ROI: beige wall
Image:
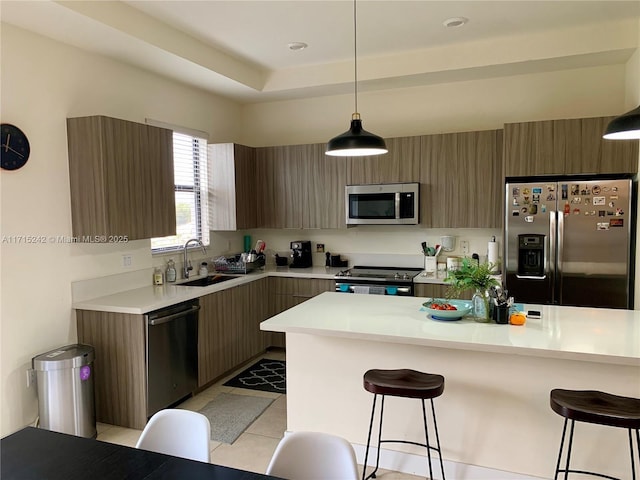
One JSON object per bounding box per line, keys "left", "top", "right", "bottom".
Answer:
{"left": 0, "top": 24, "right": 243, "bottom": 436}
{"left": 240, "top": 63, "right": 627, "bottom": 147}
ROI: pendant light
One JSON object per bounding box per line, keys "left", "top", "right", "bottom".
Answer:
{"left": 326, "top": 0, "right": 387, "bottom": 157}
{"left": 603, "top": 105, "right": 640, "bottom": 140}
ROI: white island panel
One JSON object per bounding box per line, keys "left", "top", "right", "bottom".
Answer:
{"left": 261, "top": 292, "right": 640, "bottom": 479}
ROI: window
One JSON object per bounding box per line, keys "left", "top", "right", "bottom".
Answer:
{"left": 151, "top": 131, "right": 210, "bottom": 252}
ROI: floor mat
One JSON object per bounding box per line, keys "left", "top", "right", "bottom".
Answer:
{"left": 223, "top": 359, "right": 286, "bottom": 394}
{"left": 198, "top": 392, "right": 274, "bottom": 444}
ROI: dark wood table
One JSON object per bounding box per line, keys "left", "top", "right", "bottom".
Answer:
{"left": 1, "top": 427, "right": 281, "bottom": 479}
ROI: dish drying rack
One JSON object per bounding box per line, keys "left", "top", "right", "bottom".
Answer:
{"left": 213, "top": 255, "right": 265, "bottom": 274}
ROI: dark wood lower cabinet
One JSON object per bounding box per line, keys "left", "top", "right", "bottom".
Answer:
{"left": 76, "top": 310, "right": 147, "bottom": 430}
{"left": 266, "top": 277, "right": 335, "bottom": 348}
{"left": 198, "top": 278, "right": 269, "bottom": 388}
{"left": 75, "top": 277, "right": 334, "bottom": 428}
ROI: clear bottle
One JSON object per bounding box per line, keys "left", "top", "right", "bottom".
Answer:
{"left": 166, "top": 259, "right": 176, "bottom": 283}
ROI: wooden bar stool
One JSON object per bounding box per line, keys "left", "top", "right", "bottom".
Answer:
{"left": 550, "top": 389, "right": 640, "bottom": 480}
{"left": 362, "top": 369, "right": 445, "bottom": 480}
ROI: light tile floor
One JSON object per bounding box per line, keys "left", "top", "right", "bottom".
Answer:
{"left": 97, "top": 350, "right": 420, "bottom": 479}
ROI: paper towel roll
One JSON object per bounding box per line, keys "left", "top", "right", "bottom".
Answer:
{"left": 487, "top": 239, "right": 499, "bottom": 272}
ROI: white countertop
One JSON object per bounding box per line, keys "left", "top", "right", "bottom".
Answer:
{"left": 72, "top": 266, "right": 343, "bottom": 314}
{"left": 261, "top": 291, "right": 640, "bottom": 366}
{"left": 412, "top": 270, "right": 449, "bottom": 284}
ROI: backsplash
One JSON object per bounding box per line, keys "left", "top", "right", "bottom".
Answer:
{"left": 246, "top": 227, "right": 502, "bottom": 269}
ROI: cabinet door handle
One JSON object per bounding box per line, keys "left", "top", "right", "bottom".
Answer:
{"left": 291, "top": 294, "right": 313, "bottom": 299}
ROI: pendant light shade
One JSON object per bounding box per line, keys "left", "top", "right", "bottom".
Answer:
{"left": 603, "top": 105, "right": 640, "bottom": 140}
{"left": 326, "top": 1, "right": 387, "bottom": 157}
{"left": 326, "top": 113, "right": 387, "bottom": 157}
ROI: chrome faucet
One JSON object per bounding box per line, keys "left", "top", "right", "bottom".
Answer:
{"left": 183, "top": 238, "right": 207, "bottom": 279}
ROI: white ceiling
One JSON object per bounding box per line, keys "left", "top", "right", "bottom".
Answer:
{"left": 2, "top": 1, "right": 639, "bottom": 104}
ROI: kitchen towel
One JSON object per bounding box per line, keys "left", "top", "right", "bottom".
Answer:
{"left": 353, "top": 286, "right": 370, "bottom": 294}
{"left": 488, "top": 239, "right": 499, "bottom": 272}
{"left": 198, "top": 393, "right": 274, "bottom": 444}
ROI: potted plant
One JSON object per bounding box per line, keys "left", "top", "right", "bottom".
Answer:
{"left": 445, "top": 258, "right": 501, "bottom": 322}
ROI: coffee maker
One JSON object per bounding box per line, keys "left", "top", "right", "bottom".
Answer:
{"left": 290, "top": 241, "right": 312, "bottom": 268}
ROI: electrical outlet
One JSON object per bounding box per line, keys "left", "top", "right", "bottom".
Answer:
{"left": 26, "top": 369, "right": 36, "bottom": 388}
{"left": 122, "top": 254, "right": 132, "bottom": 268}
{"left": 461, "top": 240, "right": 469, "bottom": 255}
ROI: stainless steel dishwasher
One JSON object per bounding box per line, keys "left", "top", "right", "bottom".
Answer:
{"left": 145, "top": 299, "right": 199, "bottom": 417}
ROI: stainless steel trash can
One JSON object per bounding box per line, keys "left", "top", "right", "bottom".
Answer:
{"left": 32, "top": 344, "right": 96, "bottom": 438}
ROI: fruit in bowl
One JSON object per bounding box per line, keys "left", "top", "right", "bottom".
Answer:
{"left": 423, "top": 299, "right": 473, "bottom": 320}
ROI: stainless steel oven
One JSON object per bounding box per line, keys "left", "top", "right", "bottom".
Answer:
{"left": 334, "top": 266, "right": 422, "bottom": 296}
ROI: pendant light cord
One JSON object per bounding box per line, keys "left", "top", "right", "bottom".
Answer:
{"left": 353, "top": 0, "right": 358, "bottom": 115}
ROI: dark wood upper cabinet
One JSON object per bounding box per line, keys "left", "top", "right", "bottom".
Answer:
{"left": 347, "top": 136, "right": 421, "bottom": 185}
{"left": 67, "top": 115, "right": 175, "bottom": 240}
{"left": 504, "top": 116, "right": 638, "bottom": 177}
{"left": 255, "top": 143, "right": 347, "bottom": 229}
{"left": 420, "top": 129, "right": 503, "bottom": 228}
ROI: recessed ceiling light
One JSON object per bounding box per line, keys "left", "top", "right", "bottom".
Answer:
{"left": 288, "top": 42, "right": 308, "bottom": 51}
{"left": 443, "top": 17, "right": 468, "bottom": 28}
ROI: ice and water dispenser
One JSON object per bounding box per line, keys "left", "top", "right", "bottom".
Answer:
{"left": 517, "top": 234, "right": 545, "bottom": 278}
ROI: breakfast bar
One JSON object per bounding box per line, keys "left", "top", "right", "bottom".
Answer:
{"left": 260, "top": 292, "right": 640, "bottom": 479}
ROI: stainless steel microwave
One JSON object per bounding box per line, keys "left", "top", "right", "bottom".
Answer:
{"left": 345, "top": 183, "right": 419, "bottom": 225}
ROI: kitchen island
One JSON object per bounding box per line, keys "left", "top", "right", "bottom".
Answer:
{"left": 260, "top": 292, "right": 640, "bottom": 479}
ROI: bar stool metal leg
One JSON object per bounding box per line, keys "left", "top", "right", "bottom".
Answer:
{"left": 363, "top": 394, "right": 386, "bottom": 480}
{"left": 629, "top": 429, "right": 636, "bottom": 480}
{"left": 554, "top": 418, "right": 569, "bottom": 480}
{"left": 362, "top": 394, "right": 378, "bottom": 480}
{"left": 421, "top": 399, "right": 434, "bottom": 480}
{"left": 430, "top": 398, "right": 446, "bottom": 480}
{"left": 563, "top": 419, "right": 576, "bottom": 480}
{"left": 555, "top": 419, "right": 636, "bottom": 480}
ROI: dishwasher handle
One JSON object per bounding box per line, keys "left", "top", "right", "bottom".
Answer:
{"left": 148, "top": 305, "right": 200, "bottom": 326}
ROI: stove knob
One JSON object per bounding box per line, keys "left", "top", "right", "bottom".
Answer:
{"left": 403, "top": 273, "right": 409, "bottom": 280}
{"left": 394, "top": 273, "right": 400, "bottom": 279}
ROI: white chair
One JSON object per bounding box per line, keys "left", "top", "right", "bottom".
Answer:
{"left": 266, "top": 431, "right": 359, "bottom": 480}
{"left": 135, "top": 409, "right": 211, "bottom": 462}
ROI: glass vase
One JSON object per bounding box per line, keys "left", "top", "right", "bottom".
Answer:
{"left": 472, "top": 289, "right": 492, "bottom": 323}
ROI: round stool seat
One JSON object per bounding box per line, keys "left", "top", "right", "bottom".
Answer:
{"left": 363, "top": 369, "right": 444, "bottom": 399}
{"left": 550, "top": 389, "right": 640, "bottom": 429}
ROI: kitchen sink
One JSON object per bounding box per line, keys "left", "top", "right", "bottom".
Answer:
{"left": 177, "top": 275, "right": 238, "bottom": 287}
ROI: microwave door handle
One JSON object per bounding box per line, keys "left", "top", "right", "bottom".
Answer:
{"left": 395, "top": 192, "right": 401, "bottom": 219}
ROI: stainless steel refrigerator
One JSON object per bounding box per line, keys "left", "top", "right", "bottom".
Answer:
{"left": 504, "top": 174, "right": 636, "bottom": 309}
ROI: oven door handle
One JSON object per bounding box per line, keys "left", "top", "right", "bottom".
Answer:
{"left": 335, "top": 284, "right": 412, "bottom": 295}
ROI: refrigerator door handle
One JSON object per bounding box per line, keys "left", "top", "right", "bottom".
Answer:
{"left": 547, "top": 211, "right": 562, "bottom": 304}
{"left": 555, "top": 210, "right": 563, "bottom": 304}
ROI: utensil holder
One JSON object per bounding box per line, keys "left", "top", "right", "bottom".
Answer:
{"left": 424, "top": 256, "right": 437, "bottom": 276}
